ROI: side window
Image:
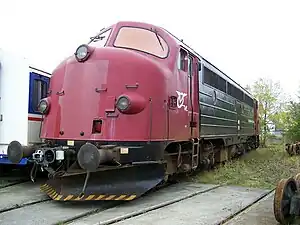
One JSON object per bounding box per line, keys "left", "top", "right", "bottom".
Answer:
{"left": 33, "top": 79, "right": 48, "bottom": 111}
{"left": 177, "top": 49, "right": 188, "bottom": 71}
{"left": 203, "top": 66, "right": 226, "bottom": 93}
{"left": 244, "top": 94, "right": 254, "bottom": 107}
{"left": 217, "top": 76, "right": 226, "bottom": 93}
{"left": 227, "top": 82, "right": 243, "bottom": 102}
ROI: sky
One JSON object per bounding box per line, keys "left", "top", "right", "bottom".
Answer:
{"left": 1, "top": 0, "right": 299, "bottom": 100}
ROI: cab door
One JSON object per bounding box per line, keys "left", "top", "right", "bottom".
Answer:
{"left": 168, "top": 48, "right": 190, "bottom": 140}
{"left": 187, "top": 53, "right": 200, "bottom": 138}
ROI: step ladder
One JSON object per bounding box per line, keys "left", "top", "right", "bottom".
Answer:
{"left": 191, "top": 138, "right": 200, "bottom": 169}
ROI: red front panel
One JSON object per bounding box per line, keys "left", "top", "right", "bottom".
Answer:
{"left": 40, "top": 48, "right": 169, "bottom": 141}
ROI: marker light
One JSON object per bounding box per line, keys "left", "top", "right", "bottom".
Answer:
{"left": 38, "top": 98, "right": 50, "bottom": 114}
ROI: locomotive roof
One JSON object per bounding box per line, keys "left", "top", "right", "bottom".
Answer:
{"left": 105, "top": 21, "right": 254, "bottom": 99}
{"left": 160, "top": 27, "right": 254, "bottom": 98}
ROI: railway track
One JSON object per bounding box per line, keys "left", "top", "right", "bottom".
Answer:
{"left": 222, "top": 190, "right": 276, "bottom": 225}
{"left": 0, "top": 179, "right": 272, "bottom": 225}
{"left": 0, "top": 169, "right": 30, "bottom": 189}
{"left": 0, "top": 150, "right": 273, "bottom": 225}
{"left": 0, "top": 178, "right": 28, "bottom": 189}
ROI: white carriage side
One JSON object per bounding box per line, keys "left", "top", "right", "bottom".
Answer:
{"left": 0, "top": 48, "right": 50, "bottom": 161}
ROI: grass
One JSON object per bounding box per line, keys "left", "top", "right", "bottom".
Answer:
{"left": 193, "top": 143, "right": 300, "bottom": 189}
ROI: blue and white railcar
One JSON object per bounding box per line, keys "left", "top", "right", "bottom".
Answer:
{"left": 0, "top": 49, "right": 50, "bottom": 166}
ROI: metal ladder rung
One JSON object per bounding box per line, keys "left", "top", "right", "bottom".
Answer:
{"left": 191, "top": 139, "right": 200, "bottom": 169}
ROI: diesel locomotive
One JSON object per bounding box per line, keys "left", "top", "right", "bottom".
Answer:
{"left": 7, "top": 21, "right": 259, "bottom": 201}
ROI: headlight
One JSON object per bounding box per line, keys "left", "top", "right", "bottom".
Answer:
{"left": 75, "top": 44, "right": 90, "bottom": 62}
{"left": 116, "top": 96, "right": 130, "bottom": 111}
{"left": 38, "top": 99, "right": 49, "bottom": 114}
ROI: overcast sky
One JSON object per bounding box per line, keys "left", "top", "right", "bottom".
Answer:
{"left": 1, "top": 0, "right": 299, "bottom": 99}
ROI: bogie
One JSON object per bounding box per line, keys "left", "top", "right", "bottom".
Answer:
{"left": 163, "top": 136, "right": 258, "bottom": 179}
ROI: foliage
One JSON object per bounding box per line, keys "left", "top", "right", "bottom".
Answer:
{"left": 194, "top": 144, "right": 300, "bottom": 189}
{"left": 277, "top": 84, "right": 300, "bottom": 143}
{"left": 247, "top": 78, "right": 287, "bottom": 147}
{"left": 269, "top": 110, "right": 290, "bottom": 131}
{"left": 285, "top": 101, "right": 300, "bottom": 142}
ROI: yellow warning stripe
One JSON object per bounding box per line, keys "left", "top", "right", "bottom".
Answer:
{"left": 85, "top": 195, "right": 95, "bottom": 200}
{"left": 74, "top": 196, "right": 85, "bottom": 201}
{"left": 95, "top": 195, "right": 105, "bottom": 200}
{"left": 64, "top": 195, "right": 74, "bottom": 201}
{"left": 104, "top": 195, "right": 116, "bottom": 200}
{"left": 124, "top": 195, "right": 137, "bottom": 201}
{"left": 55, "top": 195, "right": 63, "bottom": 200}
{"left": 114, "top": 195, "right": 127, "bottom": 200}
{"left": 40, "top": 184, "right": 137, "bottom": 201}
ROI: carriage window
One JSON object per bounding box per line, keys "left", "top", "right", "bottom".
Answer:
{"left": 33, "top": 80, "right": 48, "bottom": 111}
{"left": 88, "top": 29, "right": 112, "bottom": 48}
{"left": 114, "top": 27, "right": 169, "bottom": 58}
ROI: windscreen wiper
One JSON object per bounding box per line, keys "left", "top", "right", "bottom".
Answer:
{"left": 154, "top": 29, "right": 164, "bottom": 51}
{"left": 89, "top": 27, "right": 106, "bottom": 44}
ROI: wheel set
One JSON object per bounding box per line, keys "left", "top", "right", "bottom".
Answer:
{"left": 273, "top": 174, "right": 300, "bottom": 224}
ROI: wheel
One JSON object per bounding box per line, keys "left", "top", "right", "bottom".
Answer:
{"left": 292, "top": 144, "right": 297, "bottom": 155}
{"left": 294, "top": 173, "right": 300, "bottom": 190}
{"left": 290, "top": 144, "right": 296, "bottom": 156}
{"left": 296, "top": 143, "right": 300, "bottom": 154}
{"left": 273, "top": 178, "right": 298, "bottom": 224}
{"left": 285, "top": 144, "right": 292, "bottom": 156}
{"left": 294, "top": 173, "right": 300, "bottom": 182}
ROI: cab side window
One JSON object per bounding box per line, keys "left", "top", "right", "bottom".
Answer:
{"left": 177, "top": 49, "right": 188, "bottom": 72}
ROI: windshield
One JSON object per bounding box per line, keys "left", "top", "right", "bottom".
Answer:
{"left": 113, "top": 27, "right": 169, "bottom": 58}
{"left": 88, "top": 29, "right": 112, "bottom": 48}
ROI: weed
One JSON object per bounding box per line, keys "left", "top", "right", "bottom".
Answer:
{"left": 193, "top": 144, "right": 300, "bottom": 189}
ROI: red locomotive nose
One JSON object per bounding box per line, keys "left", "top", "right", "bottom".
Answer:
{"left": 40, "top": 47, "right": 165, "bottom": 141}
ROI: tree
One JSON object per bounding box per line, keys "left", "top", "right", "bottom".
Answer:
{"left": 284, "top": 85, "right": 300, "bottom": 142}
{"left": 247, "top": 78, "right": 286, "bottom": 147}
{"left": 285, "top": 101, "right": 300, "bottom": 142}
{"left": 270, "top": 110, "right": 290, "bottom": 132}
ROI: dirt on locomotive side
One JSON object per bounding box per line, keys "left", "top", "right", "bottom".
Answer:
{"left": 194, "top": 143, "right": 300, "bottom": 190}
